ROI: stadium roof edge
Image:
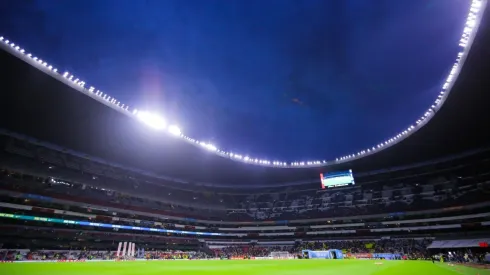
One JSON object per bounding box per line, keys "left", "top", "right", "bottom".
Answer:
{"left": 0, "top": 1, "right": 489, "bottom": 185}
{"left": 1, "top": 128, "right": 490, "bottom": 189}
{"left": 0, "top": 0, "right": 486, "bottom": 168}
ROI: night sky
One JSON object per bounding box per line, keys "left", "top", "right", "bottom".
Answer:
{"left": 0, "top": 0, "right": 470, "bottom": 162}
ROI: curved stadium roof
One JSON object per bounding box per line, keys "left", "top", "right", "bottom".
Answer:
{"left": 0, "top": 0, "right": 489, "bottom": 187}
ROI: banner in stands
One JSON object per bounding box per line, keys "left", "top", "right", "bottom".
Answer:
{"left": 346, "top": 253, "right": 372, "bottom": 259}
{"left": 345, "top": 253, "right": 401, "bottom": 259}
{"left": 303, "top": 250, "right": 343, "bottom": 259}
{"left": 0, "top": 212, "right": 222, "bottom": 236}
{"left": 365, "top": 243, "right": 374, "bottom": 249}
{"left": 372, "top": 253, "right": 401, "bottom": 260}
{"left": 252, "top": 257, "right": 274, "bottom": 260}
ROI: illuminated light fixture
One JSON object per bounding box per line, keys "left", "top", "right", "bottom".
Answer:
{"left": 137, "top": 111, "right": 166, "bottom": 130}
{"left": 168, "top": 125, "right": 182, "bottom": 136}
{"left": 205, "top": 143, "right": 217, "bottom": 151}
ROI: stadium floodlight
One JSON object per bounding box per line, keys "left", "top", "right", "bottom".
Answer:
{"left": 137, "top": 111, "right": 166, "bottom": 130}
{"left": 205, "top": 143, "right": 217, "bottom": 151}
{"left": 168, "top": 125, "right": 181, "bottom": 136}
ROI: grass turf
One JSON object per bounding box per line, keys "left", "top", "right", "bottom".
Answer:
{"left": 1, "top": 259, "right": 489, "bottom": 275}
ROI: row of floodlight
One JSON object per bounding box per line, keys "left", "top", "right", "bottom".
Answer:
{"left": 0, "top": 36, "right": 183, "bottom": 138}
{"left": 333, "top": 0, "right": 483, "bottom": 164}
{"left": 0, "top": 0, "right": 483, "bottom": 168}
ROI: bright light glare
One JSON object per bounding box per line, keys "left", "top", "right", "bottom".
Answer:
{"left": 137, "top": 111, "right": 166, "bottom": 130}
{"left": 168, "top": 125, "right": 182, "bottom": 136}
{"left": 200, "top": 142, "right": 217, "bottom": 152}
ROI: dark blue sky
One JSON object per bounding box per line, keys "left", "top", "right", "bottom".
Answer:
{"left": 1, "top": 0, "right": 470, "bottom": 161}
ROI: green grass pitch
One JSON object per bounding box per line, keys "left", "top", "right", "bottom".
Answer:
{"left": 1, "top": 259, "right": 488, "bottom": 275}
